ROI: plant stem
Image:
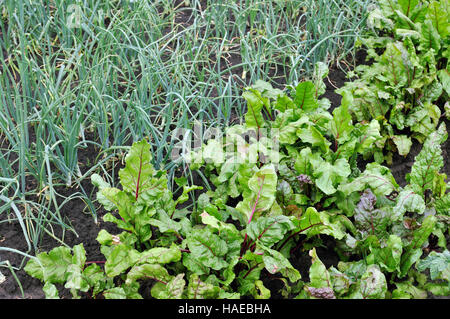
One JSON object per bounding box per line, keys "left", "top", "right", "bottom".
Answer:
{"left": 247, "top": 177, "right": 264, "bottom": 224}
{"left": 240, "top": 178, "right": 265, "bottom": 257}
{"left": 243, "top": 263, "right": 261, "bottom": 279}
{"left": 278, "top": 222, "right": 323, "bottom": 251}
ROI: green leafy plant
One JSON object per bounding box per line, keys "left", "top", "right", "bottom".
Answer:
{"left": 338, "top": 0, "right": 449, "bottom": 162}
{"left": 24, "top": 60, "right": 449, "bottom": 299}
{"left": 309, "top": 123, "right": 450, "bottom": 299}
{"left": 24, "top": 139, "right": 304, "bottom": 299}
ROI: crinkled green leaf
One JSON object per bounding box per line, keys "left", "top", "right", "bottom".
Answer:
{"left": 341, "top": 81, "right": 390, "bottom": 121}
{"left": 330, "top": 91, "right": 353, "bottom": 143}
{"left": 422, "top": 85, "right": 443, "bottom": 107}
{"left": 96, "top": 229, "right": 137, "bottom": 248}
{"left": 137, "top": 243, "right": 181, "bottom": 265}
{"left": 118, "top": 139, "right": 156, "bottom": 199}
{"left": 400, "top": 215, "right": 437, "bottom": 277}
{"left": 200, "top": 213, "right": 243, "bottom": 266}
{"left": 378, "top": 0, "right": 399, "bottom": 18}
{"left": 392, "top": 281, "right": 427, "bottom": 299}
{"left": 131, "top": 213, "right": 153, "bottom": 243}
{"left": 148, "top": 210, "right": 182, "bottom": 234}
{"left": 407, "top": 103, "right": 441, "bottom": 143}
{"left": 368, "top": 6, "right": 395, "bottom": 31}
{"left": 196, "top": 220, "right": 241, "bottom": 283}
{"left": 64, "top": 264, "right": 89, "bottom": 292}
{"left": 91, "top": 173, "right": 116, "bottom": 211}
{"left": 338, "top": 162, "right": 399, "bottom": 196}
{"left": 369, "top": 235, "right": 403, "bottom": 273}
{"left": 272, "top": 112, "right": 309, "bottom": 144}
{"left": 258, "top": 243, "right": 301, "bottom": 282}
{"left": 123, "top": 282, "right": 143, "bottom": 299}
{"left": 72, "top": 244, "right": 86, "bottom": 268}
{"left": 345, "top": 120, "right": 382, "bottom": 159}
{"left": 153, "top": 273, "right": 186, "bottom": 299}
{"left": 294, "top": 81, "right": 318, "bottom": 112}
{"left": 399, "top": 248, "right": 423, "bottom": 279}
{"left": 182, "top": 252, "right": 210, "bottom": 275}
{"left": 176, "top": 185, "right": 203, "bottom": 206}
{"left": 312, "top": 158, "right": 351, "bottom": 195}
{"left": 426, "top": 0, "right": 449, "bottom": 38}
{"left": 394, "top": 8, "right": 418, "bottom": 30}
{"left": 354, "top": 265, "right": 387, "bottom": 299}
{"left": 276, "top": 180, "right": 293, "bottom": 206}
{"left": 186, "top": 274, "right": 221, "bottom": 299}
{"left": 409, "top": 123, "right": 447, "bottom": 195}
{"left": 337, "top": 260, "right": 368, "bottom": 283}
{"left": 236, "top": 164, "right": 278, "bottom": 222}
{"left": 297, "top": 124, "right": 331, "bottom": 153}
{"left": 389, "top": 102, "right": 407, "bottom": 130}
{"left": 423, "top": 282, "right": 450, "bottom": 296}
{"left": 247, "top": 215, "right": 294, "bottom": 248}
{"left": 416, "top": 250, "right": 450, "bottom": 280}
{"left": 186, "top": 227, "right": 229, "bottom": 271}
{"left": 308, "top": 248, "right": 332, "bottom": 289}
{"left": 313, "top": 62, "right": 329, "bottom": 96}
{"left": 202, "top": 139, "right": 225, "bottom": 166}
{"left": 293, "top": 147, "right": 314, "bottom": 176}
{"left": 395, "top": 28, "right": 421, "bottom": 39}
{"left": 329, "top": 267, "right": 351, "bottom": 297}
{"left": 439, "top": 69, "right": 450, "bottom": 96}
{"left": 100, "top": 188, "right": 134, "bottom": 226}
{"left": 379, "top": 42, "right": 408, "bottom": 87}
{"left": 83, "top": 263, "right": 110, "bottom": 298}
{"left": 394, "top": 189, "right": 425, "bottom": 216}
{"left": 24, "top": 246, "right": 77, "bottom": 284}
{"left": 251, "top": 80, "right": 284, "bottom": 100}
{"left": 295, "top": 206, "right": 322, "bottom": 233}
{"left": 103, "top": 287, "right": 127, "bottom": 299}
{"left": 243, "top": 88, "right": 267, "bottom": 129}
{"left": 253, "top": 280, "right": 271, "bottom": 299}
{"left": 293, "top": 207, "right": 346, "bottom": 240}
{"left": 419, "top": 19, "right": 441, "bottom": 52}
{"left": 392, "top": 135, "right": 412, "bottom": 156}
{"left": 126, "top": 263, "right": 172, "bottom": 286}
{"left": 275, "top": 94, "right": 296, "bottom": 112}
{"left": 237, "top": 262, "right": 270, "bottom": 299}
{"left": 335, "top": 191, "right": 360, "bottom": 217}
{"left": 398, "top": 0, "right": 419, "bottom": 17}
{"left": 435, "top": 193, "right": 450, "bottom": 214}
{"left": 42, "top": 282, "right": 59, "bottom": 299}
{"left": 105, "top": 243, "right": 140, "bottom": 278}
